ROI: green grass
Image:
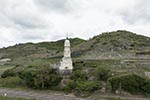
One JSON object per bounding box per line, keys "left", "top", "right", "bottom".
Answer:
{"left": 0, "top": 77, "right": 25, "bottom": 89}
{"left": 0, "top": 95, "right": 36, "bottom": 100}
{"left": 0, "top": 65, "right": 14, "bottom": 76}
{"left": 27, "top": 58, "right": 60, "bottom": 67}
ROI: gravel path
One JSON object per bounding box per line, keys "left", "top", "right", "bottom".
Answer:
{"left": 0, "top": 88, "right": 150, "bottom": 100}
{"left": 0, "top": 88, "right": 91, "bottom": 100}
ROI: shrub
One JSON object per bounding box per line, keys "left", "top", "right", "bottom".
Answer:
{"left": 75, "top": 81, "right": 101, "bottom": 92}
{"left": 70, "top": 70, "right": 88, "bottom": 81}
{"left": 96, "top": 65, "right": 112, "bottom": 82}
{"left": 142, "top": 80, "right": 150, "bottom": 95}
{"left": 109, "top": 74, "right": 150, "bottom": 95}
{"left": 64, "top": 69, "right": 102, "bottom": 97}
{"left": 65, "top": 80, "right": 102, "bottom": 97}
{"left": 1, "top": 65, "right": 24, "bottom": 78}
{"left": 1, "top": 69, "right": 16, "bottom": 78}
{"left": 121, "top": 74, "right": 145, "bottom": 94}
{"left": 0, "top": 76, "right": 23, "bottom": 88}
{"left": 19, "top": 66, "right": 62, "bottom": 89}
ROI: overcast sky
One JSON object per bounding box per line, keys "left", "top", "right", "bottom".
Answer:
{"left": 0, "top": 0, "right": 150, "bottom": 48}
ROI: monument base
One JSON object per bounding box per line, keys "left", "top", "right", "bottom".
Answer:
{"left": 59, "top": 69, "right": 72, "bottom": 76}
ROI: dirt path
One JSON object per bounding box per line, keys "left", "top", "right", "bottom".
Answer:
{"left": 0, "top": 88, "right": 149, "bottom": 100}
{"left": 97, "top": 94, "right": 150, "bottom": 100}
{"left": 0, "top": 88, "right": 90, "bottom": 100}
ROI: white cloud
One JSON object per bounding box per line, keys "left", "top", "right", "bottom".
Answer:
{"left": 0, "top": 0, "right": 150, "bottom": 48}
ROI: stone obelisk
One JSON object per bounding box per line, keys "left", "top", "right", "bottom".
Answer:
{"left": 59, "top": 37, "right": 73, "bottom": 75}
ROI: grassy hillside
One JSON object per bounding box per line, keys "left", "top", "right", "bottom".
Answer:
{"left": 0, "top": 30, "right": 149, "bottom": 68}
{"left": 0, "top": 30, "right": 150, "bottom": 61}
{"left": 0, "top": 38, "right": 85, "bottom": 66}
{"left": 73, "top": 30, "right": 150, "bottom": 59}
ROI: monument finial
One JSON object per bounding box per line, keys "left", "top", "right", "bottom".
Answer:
{"left": 66, "top": 33, "right": 69, "bottom": 39}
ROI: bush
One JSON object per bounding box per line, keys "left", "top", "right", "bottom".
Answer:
{"left": 65, "top": 70, "right": 102, "bottom": 97}
{"left": 121, "top": 74, "right": 145, "bottom": 94}
{"left": 0, "top": 76, "right": 23, "bottom": 88}
{"left": 96, "top": 65, "right": 112, "bottom": 82}
{"left": 109, "top": 74, "right": 150, "bottom": 95}
{"left": 142, "top": 80, "right": 150, "bottom": 95}
{"left": 70, "top": 70, "right": 88, "bottom": 81}
{"left": 65, "top": 80, "right": 102, "bottom": 97}
{"left": 64, "top": 80, "right": 76, "bottom": 93}
{"left": 1, "top": 65, "right": 24, "bottom": 78}
{"left": 1, "top": 69, "right": 16, "bottom": 78}
{"left": 19, "top": 66, "right": 62, "bottom": 89}
{"left": 76, "top": 81, "right": 101, "bottom": 92}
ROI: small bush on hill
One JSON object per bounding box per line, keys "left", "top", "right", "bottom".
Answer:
{"left": 109, "top": 74, "right": 150, "bottom": 95}
{"left": 65, "top": 70, "right": 102, "bottom": 97}
{"left": 96, "top": 65, "right": 112, "bottom": 82}
{"left": 0, "top": 76, "right": 23, "bottom": 88}
{"left": 65, "top": 80, "right": 102, "bottom": 97}
{"left": 70, "top": 70, "right": 88, "bottom": 81}
{"left": 19, "top": 66, "right": 62, "bottom": 89}
{"left": 1, "top": 65, "right": 24, "bottom": 78}
{"left": 1, "top": 65, "right": 62, "bottom": 90}
{"left": 142, "top": 80, "right": 150, "bottom": 96}
{"left": 1, "top": 69, "right": 16, "bottom": 78}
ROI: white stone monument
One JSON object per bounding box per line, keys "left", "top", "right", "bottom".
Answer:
{"left": 59, "top": 37, "right": 73, "bottom": 74}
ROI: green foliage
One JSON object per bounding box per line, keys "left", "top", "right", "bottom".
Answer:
{"left": 91, "top": 30, "right": 150, "bottom": 52}
{"left": 19, "top": 66, "right": 62, "bottom": 89}
{"left": 65, "top": 80, "right": 102, "bottom": 97}
{"left": 142, "top": 80, "right": 150, "bottom": 95}
{"left": 1, "top": 69, "right": 16, "bottom": 78}
{"left": 121, "top": 74, "right": 145, "bottom": 94}
{"left": 109, "top": 74, "right": 150, "bottom": 95}
{"left": 75, "top": 81, "right": 101, "bottom": 92}
{"left": 0, "top": 76, "right": 23, "bottom": 88}
{"left": 36, "top": 38, "right": 86, "bottom": 51}
{"left": 74, "top": 81, "right": 101, "bottom": 97}
{"left": 96, "top": 65, "right": 112, "bottom": 82}
{"left": 65, "top": 70, "right": 102, "bottom": 97}
{"left": 1, "top": 65, "right": 24, "bottom": 78}
{"left": 73, "top": 61, "right": 84, "bottom": 71}
{"left": 70, "top": 70, "right": 88, "bottom": 81}
{"left": 1, "top": 65, "right": 62, "bottom": 90}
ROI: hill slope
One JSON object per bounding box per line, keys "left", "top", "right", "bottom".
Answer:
{"left": 0, "top": 30, "right": 150, "bottom": 62}
{"left": 0, "top": 38, "right": 86, "bottom": 65}
{"left": 73, "top": 30, "right": 150, "bottom": 59}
